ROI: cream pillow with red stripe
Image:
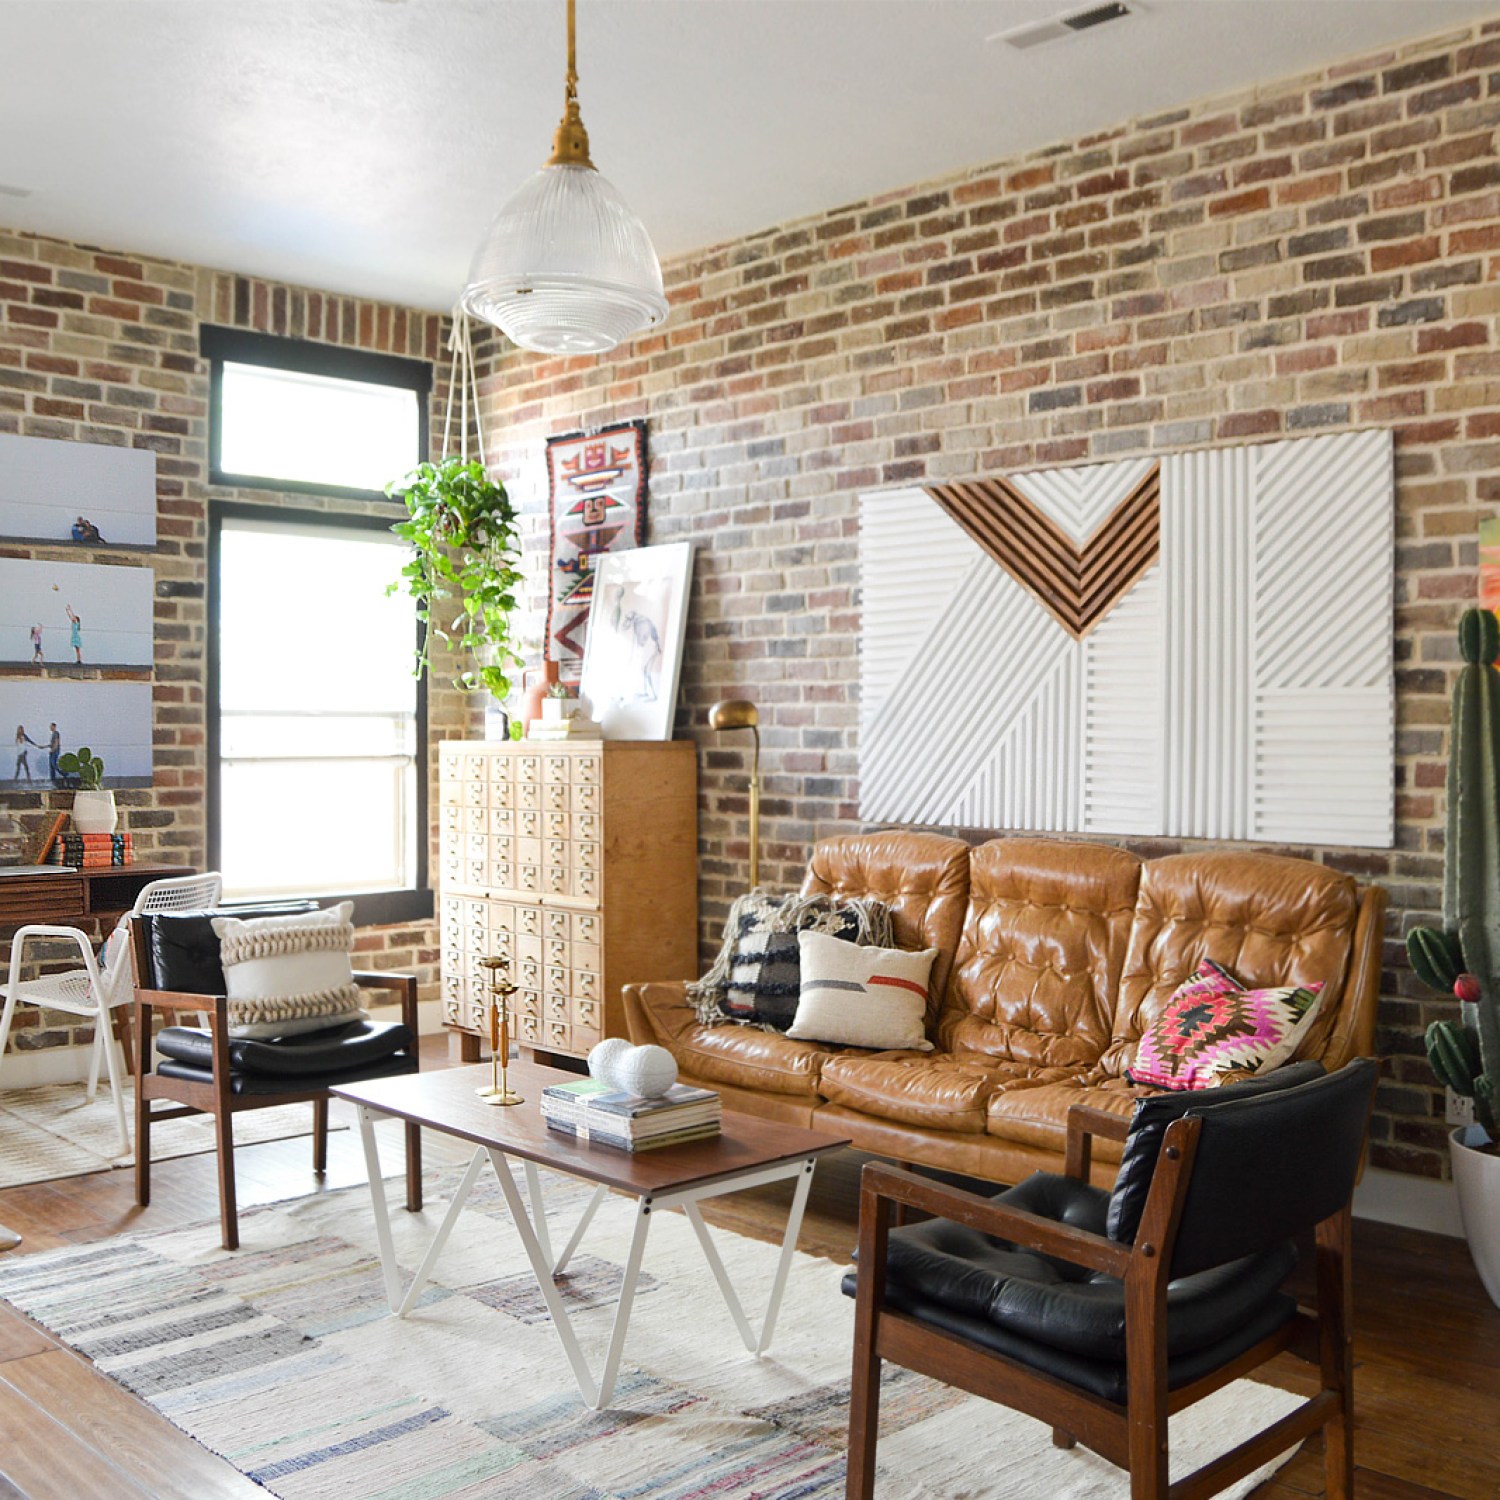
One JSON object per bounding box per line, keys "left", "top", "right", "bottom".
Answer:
{"left": 786, "top": 930, "right": 938, "bottom": 1051}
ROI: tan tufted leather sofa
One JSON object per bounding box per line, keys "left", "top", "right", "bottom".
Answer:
{"left": 622, "top": 831, "right": 1387, "bottom": 1189}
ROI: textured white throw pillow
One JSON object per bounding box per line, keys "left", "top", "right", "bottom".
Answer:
{"left": 211, "top": 901, "right": 366, "bottom": 1039}
{"left": 786, "top": 931, "right": 938, "bottom": 1051}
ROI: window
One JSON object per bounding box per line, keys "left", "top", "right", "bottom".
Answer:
{"left": 202, "top": 326, "right": 429, "bottom": 499}
{"left": 203, "top": 330, "right": 433, "bottom": 922}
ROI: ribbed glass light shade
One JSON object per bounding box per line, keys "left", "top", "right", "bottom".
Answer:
{"left": 461, "top": 163, "right": 668, "bottom": 355}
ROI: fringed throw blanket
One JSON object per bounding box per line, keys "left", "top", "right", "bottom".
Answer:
{"left": 689, "top": 890, "right": 893, "bottom": 1032}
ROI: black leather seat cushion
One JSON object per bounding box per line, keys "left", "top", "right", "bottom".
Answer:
{"left": 156, "top": 1020, "right": 413, "bottom": 1077}
{"left": 841, "top": 1171, "right": 1296, "bottom": 1403}
{"left": 156, "top": 1051, "right": 418, "bottom": 1096}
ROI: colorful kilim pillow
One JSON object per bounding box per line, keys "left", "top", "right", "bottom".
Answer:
{"left": 785, "top": 931, "right": 938, "bottom": 1051}
{"left": 1127, "top": 959, "right": 1324, "bottom": 1091}
{"left": 687, "top": 891, "right": 894, "bottom": 1032}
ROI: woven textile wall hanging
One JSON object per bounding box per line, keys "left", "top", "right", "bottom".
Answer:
{"left": 859, "top": 428, "right": 1394, "bottom": 848}
{"left": 544, "top": 419, "right": 648, "bottom": 685}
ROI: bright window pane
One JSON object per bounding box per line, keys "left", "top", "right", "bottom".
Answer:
{"left": 219, "top": 362, "right": 419, "bottom": 492}
{"left": 218, "top": 519, "right": 418, "bottom": 899}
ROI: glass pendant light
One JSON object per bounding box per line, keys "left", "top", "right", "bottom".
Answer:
{"left": 461, "top": 0, "right": 669, "bottom": 355}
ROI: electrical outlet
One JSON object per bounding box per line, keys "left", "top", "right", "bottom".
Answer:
{"left": 1446, "top": 1087, "right": 1476, "bottom": 1127}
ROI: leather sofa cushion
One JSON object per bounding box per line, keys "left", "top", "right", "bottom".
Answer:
{"left": 672, "top": 1020, "right": 838, "bottom": 1098}
{"left": 985, "top": 1074, "right": 1150, "bottom": 1162}
{"left": 1102, "top": 852, "right": 1359, "bottom": 1079}
{"left": 155, "top": 1019, "right": 413, "bottom": 1077}
{"left": 801, "top": 830, "right": 970, "bottom": 1026}
{"left": 818, "top": 1051, "right": 1072, "bottom": 1134}
{"left": 940, "top": 839, "right": 1141, "bottom": 1071}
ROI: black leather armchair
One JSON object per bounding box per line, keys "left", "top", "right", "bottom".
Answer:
{"left": 844, "top": 1058, "right": 1378, "bottom": 1500}
{"left": 129, "top": 910, "right": 423, "bottom": 1251}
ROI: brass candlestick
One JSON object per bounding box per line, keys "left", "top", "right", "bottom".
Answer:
{"left": 476, "top": 955, "right": 524, "bottom": 1106}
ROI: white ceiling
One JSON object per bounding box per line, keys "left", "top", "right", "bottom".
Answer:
{"left": 2, "top": 0, "right": 1493, "bottom": 311}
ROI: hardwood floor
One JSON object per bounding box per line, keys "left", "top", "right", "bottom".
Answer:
{"left": 0, "top": 1036, "right": 1495, "bottom": 1499}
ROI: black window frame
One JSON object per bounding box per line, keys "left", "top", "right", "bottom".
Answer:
{"left": 207, "top": 500, "right": 431, "bottom": 927}
{"left": 201, "top": 325, "right": 431, "bottom": 501}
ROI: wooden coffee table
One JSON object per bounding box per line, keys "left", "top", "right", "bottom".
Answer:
{"left": 332, "top": 1058, "right": 850, "bottom": 1410}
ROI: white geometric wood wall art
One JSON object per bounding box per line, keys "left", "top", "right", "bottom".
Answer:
{"left": 858, "top": 429, "right": 1395, "bottom": 849}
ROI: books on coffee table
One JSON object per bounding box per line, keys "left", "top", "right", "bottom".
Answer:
{"left": 540, "top": 1078, "right": 721, "bottom": 1152}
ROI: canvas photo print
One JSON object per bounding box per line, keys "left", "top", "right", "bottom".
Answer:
{"left": 0, "top": 431, "right": 157, "bottom": 549}
{"left": 0, "top": 558, "right": 154, "bottom": 672}
{"left": 2, "top": 680, "right": 153, "bottom": 790}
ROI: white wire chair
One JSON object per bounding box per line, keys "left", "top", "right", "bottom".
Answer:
{"left": 0, "top": 872, "right": 223, "bottom": 1156}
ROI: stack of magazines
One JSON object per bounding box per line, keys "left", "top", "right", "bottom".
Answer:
{"left": 540, "top": 1078, "right": 721, "bottom": 1152}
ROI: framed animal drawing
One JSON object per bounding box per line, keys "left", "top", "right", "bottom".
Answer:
{"left": 577, "top": 542, "right": 695, "bottom": 741}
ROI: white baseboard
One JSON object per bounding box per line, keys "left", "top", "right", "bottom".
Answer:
{"left": 1354, "top": 1165, "right": 1464, "bottom": 1239}
{"left": 1, "top": 1045, "right": 94, "bottom": 1090}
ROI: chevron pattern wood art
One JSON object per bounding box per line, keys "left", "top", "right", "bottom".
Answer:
{"left": 924, "top": 466, "right": 1161, "bottom": 640}
{"left": 859, "top": 430, "right": 1395, "bottom": 847}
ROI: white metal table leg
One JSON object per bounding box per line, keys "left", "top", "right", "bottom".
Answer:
{"left": 592, "top": 1198, "right": 652, "bottom": 1410}
{"left": 487, "top": 1148, "right": 602, "bottom": 1407}
{"left": 551, "top": 1184, "right": 606, "bottom": 1276}
{"left": 396, "top": 1145, "right": 488, "bottom": 1317}
{"left": 756, "top": 1156, "right": 816, "bottom": 1353}
{"left": 683, "top": 1202, "right": 757, "bottom": 1351}
{"left": 487, "top": 1149, "right": 654, "bottom": 1411}
{"left": 677, "top": 1154, "right": 816, "bottom": 1354}
{"left": 523, "top": 1159, "right": 553, "bottom": 1266}
{"left": 357, "top": 1106, "right": 404, "bottom": 1312}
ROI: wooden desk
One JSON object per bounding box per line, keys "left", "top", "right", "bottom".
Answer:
{"left": 0, "top": 864, "right": 195, "bottom": 929}
{"left": 0, "top": 864, "right": 196, "bottom": 1074}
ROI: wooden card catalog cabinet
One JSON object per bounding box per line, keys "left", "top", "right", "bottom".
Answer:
{"left": 438, "top": 739, "right": 698, "bottom": 1063}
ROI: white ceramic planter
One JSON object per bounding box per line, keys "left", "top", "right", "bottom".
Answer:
{"left": 1451, "top": 1124, "right": 1500, "bottom": 1308}
{"left": 71, "top": 790, "right": 118, "bottom": 836}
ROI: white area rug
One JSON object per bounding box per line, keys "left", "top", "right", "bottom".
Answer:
{"left": 0, "top": 1081, "right": 343, "bottom": 1188}
{"left": 0, "top": 1160, "right": 1305, "bottom": 1499}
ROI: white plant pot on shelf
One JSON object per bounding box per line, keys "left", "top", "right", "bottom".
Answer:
{"left": 1452, "top": 1124, "right": 1500, "bottom": 1308}
{"left": 71, "top": 790, "right": 117, "bottom": 836}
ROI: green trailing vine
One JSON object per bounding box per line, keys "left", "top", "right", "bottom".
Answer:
{"left": 387, "top": 458, "right": 523, "bottom": 698}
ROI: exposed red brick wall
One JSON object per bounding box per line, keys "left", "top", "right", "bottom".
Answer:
{"left": 476, "top": 16, "right": 1500, "bottom": 1180}
{"left": 0, "top": 243, "right": 468, "bottom": 1058}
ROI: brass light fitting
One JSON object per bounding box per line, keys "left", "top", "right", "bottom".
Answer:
{"left": 546, "top": 0, "right": 595, "bottom": 168}
{"left": 708, "top": 698, "right": 761, "bottom": 889}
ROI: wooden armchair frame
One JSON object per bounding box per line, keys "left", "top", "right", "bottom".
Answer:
{"left": 129, "top": 920, "right": 423, "bottom": 1251}
{"left": 848, "top": 1105, "right": 1355, "bottom": 1500}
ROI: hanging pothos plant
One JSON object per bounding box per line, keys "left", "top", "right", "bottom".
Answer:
{"left": 387, "top": 457, "right": 523, "bottom": 698}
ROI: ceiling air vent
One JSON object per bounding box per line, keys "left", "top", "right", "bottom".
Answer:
{"left": 992, "top": 1, "right": 1136, "bottom": 51}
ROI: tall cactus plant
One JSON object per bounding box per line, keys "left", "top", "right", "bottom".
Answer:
{"left": 1408, "top": 608, "right": 1500, "bottom": 1140}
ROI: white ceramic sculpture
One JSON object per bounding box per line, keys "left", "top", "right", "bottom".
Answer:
{"left": 609, "top": 1043, "right": 678, "bottom": 1099}
{"left": 587, "top": 1037, "right": 631, "bottom": 1084}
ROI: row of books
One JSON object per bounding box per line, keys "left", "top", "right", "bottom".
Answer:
{"left": 45, "top": 832, "right": 134, "bottom": 867}
{"left": 527, "top": 715, "right": 602, "bottom": 741}
{"left": 540, "top": 1078, "right": 721, "bottom": 1152}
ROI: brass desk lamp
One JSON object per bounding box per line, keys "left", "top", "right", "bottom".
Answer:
{"left": 708, "top": 698, "right": 760, "bottom": 888}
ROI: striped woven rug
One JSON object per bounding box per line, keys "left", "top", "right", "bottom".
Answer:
{"left": 0, "top": 1164, "right": 1304, "bottom": 1499}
